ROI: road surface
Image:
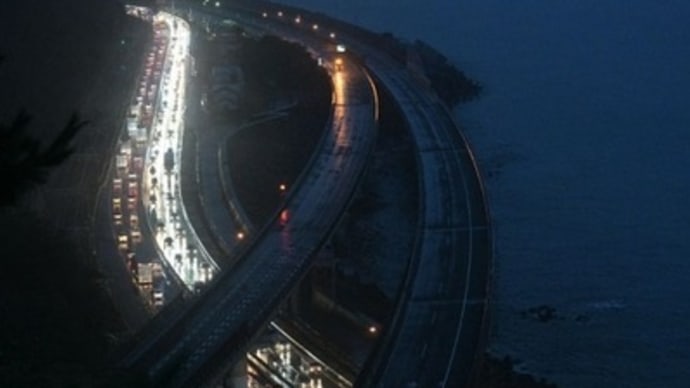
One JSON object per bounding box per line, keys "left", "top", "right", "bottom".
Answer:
{"left": 211, "top": 3, "right": 493, "bottom": 386}
{"left": 120, "top": 8, "right": 378, "bottom": 387}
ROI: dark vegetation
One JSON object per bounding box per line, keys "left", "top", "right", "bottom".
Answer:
{"left": 413, "top": 40, "right": 482, "bottom": 105}
{"left": 0, "top": 211, "right": 121, "bottom": 387}
{"left": 268, "top": 4, "right": 481, "bottom": 106}
{"left": 473, "top": 354, "right": 558, "bottom": 388}
{"left": 0, "top": 109, "right": 85, "bottom": 206}
{"left": 226, "top": 35, "right": 331, "bottom": 226}
{"left": 374, "top": 33, "right": 482, "bottom": 105}
{"left": 0, "top": 0, "right": 152, "bottom": 385}
{"left": 240, "top": 35, "right": 330, "bottom": 115}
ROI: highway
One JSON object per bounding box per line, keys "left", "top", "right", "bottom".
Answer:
{"left": 120, "top": 7, "right": 378, "bottom": 387}
{"left": 333, "top": 24, "right": 492, "bottom": 388}
{"left": 365, "top": 71, "right": 490, "bottom": 387}
{"left": 138, "top": 11, "right": 219, "bottom": 290}
{"left": 121, "top": 2, "right": 491, "bottom": 387}
{"left": 247, "top": 321, "right": 353, "bottom": 387}
{"left": 205, "top": 2, "right": 493, "bottom": 386}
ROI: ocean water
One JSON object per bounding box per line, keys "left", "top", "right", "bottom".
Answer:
{"left": 281, "top": 1, "right": 690, "bottom": 386}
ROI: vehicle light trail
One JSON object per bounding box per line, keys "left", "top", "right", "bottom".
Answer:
{"left": 140, "top": 11, "right": 219, "bottom": 290}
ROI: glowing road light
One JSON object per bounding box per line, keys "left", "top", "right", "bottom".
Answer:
{"left": 280, "top": 209, "right": 290, "bottom": 224}
{"left": 261, "top": 12, "right": 268, "bottom": 18}
{"left": 329, "top": 32, "right": 336, "bottom": 39}
{"left": 336, "top": 44, "right": 347, "bottom": 53}
{"left": 294, "top": 15, "right": 301, "bottom": 24}
{"left": 215, "top": 1, "right": 220, "bottom": 7}
{"left": 277, "top": 11, "right": 283, "bottom": 17}
{"left": 368, "top": 325, "right": 378, "bottom": 334}
{"left": 236, "top": 231, "right": 245, "bottom": 240}
{"left": 279, "top": 183, "right": 287, "bottom": 192}
{"left": 312, "top": 24, "right": 319, "bottom": 30}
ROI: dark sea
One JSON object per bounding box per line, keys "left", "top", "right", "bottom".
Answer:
{"left": 282, "top": 1, "right": 690, "bottom": 386}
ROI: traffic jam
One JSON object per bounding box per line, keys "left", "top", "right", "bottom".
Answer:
{"left": 113, "top": 7, "right": 219, "bottom": 310}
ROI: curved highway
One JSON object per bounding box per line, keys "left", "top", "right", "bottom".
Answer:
{"left": 120, "top": 6, "right": 379, "bottom": 387}
{"left": 140, "top": 11, "right": 219, "bottom": 288}
{"left": 358, "top": 64, "right": 491, "bottom": 387}
{"left": 121, "top": 2, "right": 491, "bottom": 387}
{"left": 200, "top": 2, "right": 493, "bottom": 386}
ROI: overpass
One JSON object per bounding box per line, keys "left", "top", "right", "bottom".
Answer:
{"left": 354, "top": 60, "right": 491, "bottom": 387}
{"left": 121, "top": 2, "right": 491, "bottom": 387}
{"left": 120, "top": 5, "right": 379, "bottom": 387}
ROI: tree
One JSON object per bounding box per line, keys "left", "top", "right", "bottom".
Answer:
{"left": 0, "top": 97, "right": 86, "bottom": 205}
{"left": 0, "top": 55, "right": 86, "bottom": 205}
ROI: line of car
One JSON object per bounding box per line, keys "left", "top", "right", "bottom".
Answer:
{"left": 109, "top": 16, "right": 174, "bottom": 309}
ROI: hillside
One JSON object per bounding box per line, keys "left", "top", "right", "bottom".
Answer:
{"left": 0, "top": 1, "right": 151, "bottom": 386}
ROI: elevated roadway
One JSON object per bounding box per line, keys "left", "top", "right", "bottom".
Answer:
{"left": 357, "top": 65, "right": 491, "bottom": 387}
{"left": 190, "top": 2, "right": 493, "bottom": 386}
{"left": 122, "top": 2, "right": 491, "bottom": 387}
{"left": 120, "top": 6, "right": 379, "bottom": 387}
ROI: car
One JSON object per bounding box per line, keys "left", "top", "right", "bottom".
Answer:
{"left": 113, "top": 197, "right": 122, "bottom": 211}
{"left": 113, "top": 198, "right": 123, "bottom": 224}
{"left": 279, "top": 209, "right": 290, "bottom": 227}
{"left": 130, "top": 214, "right": 139, "bottom": 229}
{"left": 153, "top": 290, "right": 164, "bottom": 307}
{"left": 128, "top": 181, "right": 139, "bottom": 197}
{"left": 113, "top": 178, "right": 123, "bottom": 196}
{"left": 152, "top": 262, "right": 164, "bottom": 278}
{"left": 132, "top": 156, "right": 144, "bottom": 173}
{"left": 117, "top": 234, "right": 129, "bottom": 251}
{"left": 128, "top": 197, "right": 137, "bottom": 212}
{"left": 308, "top": 362, "right": 322, "bottom": 374}
{"left": 131, "top": 229, "right": 142, "bottom": 244}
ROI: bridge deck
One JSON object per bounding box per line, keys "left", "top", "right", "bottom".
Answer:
{"left": 122, "top": 10, "right": 378, "bottom": 387}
